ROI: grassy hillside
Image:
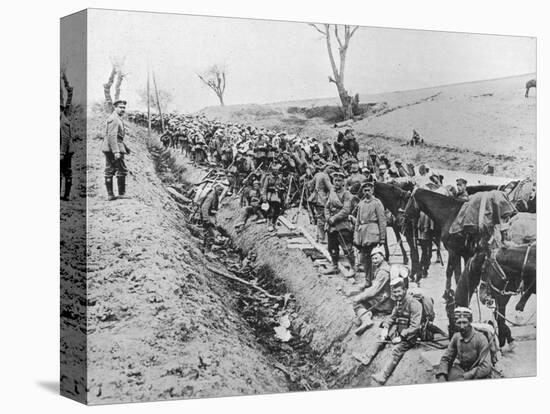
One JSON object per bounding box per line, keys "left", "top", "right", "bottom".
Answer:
{"left": 199, "top": 74, "right": 536, "bottom": 179}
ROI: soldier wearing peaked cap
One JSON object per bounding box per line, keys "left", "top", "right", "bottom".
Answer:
{"left": 102, "top": 99, "right": 129, "bottom": 201}
{"left": 323, "top": 171, "right": 355, "bottom": 275}
{"left": 354, "top": 181, "right": 387, "bottom": 286}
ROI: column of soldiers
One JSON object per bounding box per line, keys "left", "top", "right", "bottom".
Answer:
{"left": 123, "top": 110, "right": 523, "bottom": 385}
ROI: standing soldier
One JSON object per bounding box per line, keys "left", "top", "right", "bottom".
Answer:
{"left": 371, "top": 277, "right": 422, "bottom": 385}
{"left": 346, "top": 162, "right": 367, "bottom": 191}
{"left": 354, "top": 181, "right": 387, "bottom": 286}
{"left": 456, "top": 178, "right": 469, "bottom": 201}
{"left": 324, "top": 172, "right": 355, "bottom": 276}
{"left": 308, "top": 165, "right": 333, "bottom": 243}
{"left": 200, "top": 184, "right": 224, "bottom": 252}
{"left": 102, "top": 100, "right": 129, "bottom": 201}
{"left": 60, "top": 105, "right": 73, "bottom": 201}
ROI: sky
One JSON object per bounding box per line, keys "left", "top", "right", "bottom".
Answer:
{"left": 75, "top": 8, "right": 536, "bottom": 113}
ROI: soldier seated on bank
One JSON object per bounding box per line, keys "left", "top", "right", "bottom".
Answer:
{"left": 435, "top": 307, "right": 493, "bottom": 382}
{"left": 371, "top": 277, "right": 422, "bottom": 385}
{"left": 351, "top": 246, "right": 393, "bottom": 336}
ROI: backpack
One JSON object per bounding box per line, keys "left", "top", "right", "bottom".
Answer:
{"left": 471, "top": 322, "right": 500, "bottom": 366}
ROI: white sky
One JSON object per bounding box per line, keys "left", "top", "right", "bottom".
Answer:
{"left": 80, "top": 8, "right": 536, "bottom": 113}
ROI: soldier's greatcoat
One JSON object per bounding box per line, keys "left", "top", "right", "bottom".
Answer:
{"left": 102, "top": 112, "right": 127, "bottom": 154}
{"left": 354, "top": 196, "right": 387, "bottom": 246}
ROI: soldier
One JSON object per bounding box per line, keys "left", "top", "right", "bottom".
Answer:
{"left": 307, "top": 164, "right": 333, "bottom": 243}
{"left": 417, "top": 211, "right": 434, "bottom": 280}
{"left": 346, "top": 162, "right": 367, "bottom": 191}
{"left": 262, "top": 164, "right": 284, "bottom": 230}
{"left": 436, "top": 307, "right": 493, "bottom": 381}
{"left": 371, "top": 277, "right": 422, "bottom": 385}
{"left": 102, "top": 100, "right": 129, "bottom": 201}
{"left": 200, "top": 184, "right": 224, "bottom": 252}
{"left": 351, "top": 246, "right": 393, "bottom": 335}
{"left": 354, "top": 181, "right": 387, "bottom": 286}
{"left": 60, "top": 105, "right": 73, "bottom": 201}
{"left": 324, "top": 172, "right": 355, "bottom": 276}
{"left": 456, "top": 178, "right": 469, "bottom": 201}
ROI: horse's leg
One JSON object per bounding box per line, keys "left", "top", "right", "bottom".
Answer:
{"left": 496, "top": 296, "right": 514, "bottom": 349}
{"left": 383, "top": 238, "right": 390, "bottom": 261}
{"left": 525, "top": 87, "right": 529, "bottom": 98}
{"left": 406, "top": 232, "right": 419, "bottom": 280}
{"left": 445, "top": 251, "right": 457, "bottom": 293}
{"left": 516, "top": 273, "right": 536, "bottom": 312}
{"left": 393, "top": 225, "right": 408, "bottom": 265}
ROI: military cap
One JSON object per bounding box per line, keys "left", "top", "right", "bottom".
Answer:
{"left": 454, "top": 307, "right": 473, "bottom": 321}
{"left": 456, "top": 178, "right": 468, "bottom": 185}
{"left": 370, "top": 246, "right": 385, "bottom": 257}
{"left": 113, "top": 99, "right": 127, "bottom": 107}
{"left": 390, "top": 276, "right": 406, "bottom": 289}
{"left": 331, "top": 171, "right": 345, "bottom": 180}
{"left": 361, "top": 181, "right": 374, "bottom": 189}
{"left": 394, "top": 159, "right": 403, "bottom": 165}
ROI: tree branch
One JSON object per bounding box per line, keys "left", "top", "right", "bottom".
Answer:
{"left": 308, "top": 23, "right": 327, "bottom": 36}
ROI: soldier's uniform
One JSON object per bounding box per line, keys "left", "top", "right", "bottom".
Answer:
{"left": 417, "top": 211, "right": 434, "bottom": 279}
{"left": 373, "top": 288, "right": 422, "bottom": 384}
{"left": 262, "top": 168, "right": 284, "bottom": 226}
{"left": 60, "top": 108, "right": 73, "bottom": 201}
{"left": 354, "top": 187, "right": 387, "bottom": 284}
{"left": 200, "top": 188, "right": 221, "bottom": 252}
{"left": 102, "top": 105, "right": 129, "bottom": 200}
{"left": 324, "top": 181, "right": 355, "bottom": 272}
{"left": 307, "top": 169, "right": 333, "bottom": 243}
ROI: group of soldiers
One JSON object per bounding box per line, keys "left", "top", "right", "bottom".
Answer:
{"left": 62, "top": 103, "right": 511, "bottom": 386}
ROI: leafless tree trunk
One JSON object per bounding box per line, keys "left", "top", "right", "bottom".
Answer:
{"left": 309, "top": 24, "right": 359, "bottom": 120}
{"left": 60, "top": 70, "right": 73, "bottom": 116}
{"left": 114, "top": 71, "right": 126, "bottom": 101}
{"left": 197, "top": 65, "right": 227, "bottom": 106}
{"left": 103, "top": 66, "right": 117, "bottom": 112}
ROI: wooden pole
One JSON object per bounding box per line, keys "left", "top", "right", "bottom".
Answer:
{"left": 152, "top": 68, "right": 164, "bottom": 133}
{"left": 146, "top": 65, "right": 151, "bottom": 137}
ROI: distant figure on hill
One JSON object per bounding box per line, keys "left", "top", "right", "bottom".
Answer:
{"left": 525, "top": 79, "right": 536, "bottom": 98}
{"left": 409, "top": 129, "right": 424, "bottom": 146}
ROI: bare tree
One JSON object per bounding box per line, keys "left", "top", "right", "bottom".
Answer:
{"left": 309, "top": 24, "right": 359, "bottom": 120}
{"left": 197, "top": 64, "right": 227, "bottom": 106}
{"left": 60, "top": 63, "right": 73, "bottom": 115}
{"left": 103, "top": 56, "right": 127, "bottom": 112}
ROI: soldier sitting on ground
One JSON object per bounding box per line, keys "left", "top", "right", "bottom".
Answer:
{"left": 435, "top": 307, "right": 493, "bottom": 381}
{"left": 371, "top": 277, "right": 422, "bottom": 385}
{"left": 351, "top": 246, "right": 393, "bottom": 336}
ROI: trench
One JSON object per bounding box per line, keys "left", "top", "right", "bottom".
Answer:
{"left": 146, "top": 140, "right": 338, "bottom": 391}
{"left": 141, "top": 126, "right": 438, "bottom": 391}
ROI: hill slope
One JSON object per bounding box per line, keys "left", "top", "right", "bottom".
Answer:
{"left": 200, "top": 74, "right": 536, "bottom": 179}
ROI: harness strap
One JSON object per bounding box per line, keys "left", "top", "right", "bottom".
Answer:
{"left": 520, "top": 241, "right": 535, "bottom": 281}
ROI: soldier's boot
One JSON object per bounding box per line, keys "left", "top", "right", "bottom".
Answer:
{"left": 347, "top": 254, "right": 356, "bottom": 278}
{"left": 354, "top": 309, "right": 374, "bottom": 336}
{"left": 61, "top": 177, "right": 72, "bottom": 201}
{"left": 105, "top": 177, "right": 116, "bottom": 201}
{"left": 117, "top": 176, "right": 130, "bottom": 199}
{"left": 322, "top": 256, "right": 340, "bottom": 275}
{"left": 371, "top": 358, "right": 398, "bottom": 385}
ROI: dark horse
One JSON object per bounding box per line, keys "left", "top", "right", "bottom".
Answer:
{"left": 455, "top": 242, "right": 536, "bottom": 347}
{"left": 374, "top": 182, "right": 418, "bottom": 274}
{"left": 403, "top": 188, "right": 471, "bottom": 292}
{"left": 525, "top": 79, "right": 536, "bottom": 98}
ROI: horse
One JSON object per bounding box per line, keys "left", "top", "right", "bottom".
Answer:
{"left": 525, "top": 79, "right": 536, "bottom": 98}
{"left": 455, "top": 242, "right": 536, "bottom": 348}
{"left": 373, "top": 182, "right": 418, "bottom": 273}
{"left": 403, "top": 188, "right": 470, "bottom": 293}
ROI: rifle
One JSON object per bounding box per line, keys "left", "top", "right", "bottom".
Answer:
{"left": 236, "top": 162, "right": 264, "bottom": 195}
{"left": 291, "top": 180, "right": 306, "bottom": 224}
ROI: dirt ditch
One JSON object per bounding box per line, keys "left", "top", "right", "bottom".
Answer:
{"left": 144, "top": 130, "right": 439, "bottom": 391}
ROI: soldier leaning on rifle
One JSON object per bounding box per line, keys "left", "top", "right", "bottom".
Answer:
{"left": 323, "top": 171, "right": 356, "bottom": 276}
{"left": 436, "top": 307, "right": 493, "bottom": 381}
{"left": 371, "top": 277, "right": 422, "bottom": 385}
{"left": 353, "top": 181, "right": 387, "bottom": 286}
{"left": 102, "top": 100, "right": 130, "bottom": 201}
{"left": 200, "top": 184, "right": 224, "bottom": 252}
{"left": 60, "top": 105, "right": 73, "bottom": 201}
